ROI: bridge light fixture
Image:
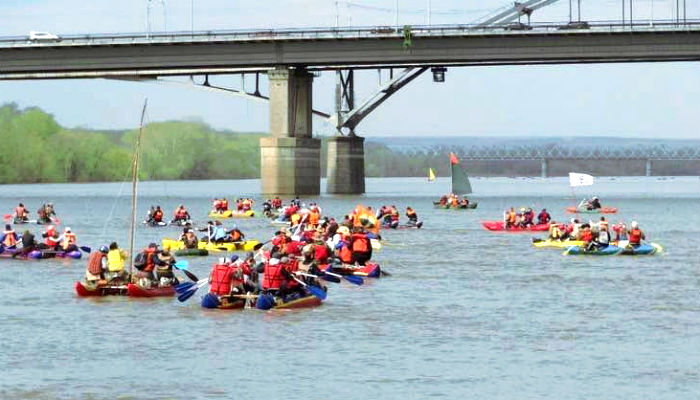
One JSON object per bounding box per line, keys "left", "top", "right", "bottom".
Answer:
{"left": 431, "top": 67, "right": 446, "bottom": 82}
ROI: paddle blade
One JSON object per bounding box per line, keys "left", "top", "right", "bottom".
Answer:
{"left": 174, "top": 260, "right": 189, "bottom": 270}
{"left": 306, "top": 284, "right": 327, "bottom": 300}
{"left": 182, "top": 269, "right": 199, "bottom": 282}
{"left": 177, "top": 287, "right": 198, "bottom": 302}
{"left": 175, "top": 282, "right": 195, "bottom": 293}
{"left": 319, "top": 274, "right": 341, "bottom": 284}
{"left": 253, "top": 242, "right": 264, "bottom": 251}
{"left": 80, "top": 246, "right": 92, "bottom": 253}
{"left": 3, "top": 214, "right": 11, "bottom": 220}
{"left": 343, "top": 275, "right": 364, "bottom": 285}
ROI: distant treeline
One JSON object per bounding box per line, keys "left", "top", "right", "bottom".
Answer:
{"left": 0, "top": 104, "right": 695, "bottom": 184}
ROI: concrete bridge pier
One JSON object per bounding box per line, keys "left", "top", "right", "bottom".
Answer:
{"left": 326, "top": 135, "right": 366, "bottom": 194}
{"left": 540, "top": 159, "right": 548, "bottom": 178}
{"left": 260, "top": 68, "right": 320, "bottom": 195}
{"left": 645, "top": 159, "right": 652, "bottom": 176}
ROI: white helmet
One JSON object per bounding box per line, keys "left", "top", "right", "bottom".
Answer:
{"left": 630, "top": 221, "right": 638, "bottom": 228}
{"left": 64, "top": 227, "right": 71, "bottom": 232}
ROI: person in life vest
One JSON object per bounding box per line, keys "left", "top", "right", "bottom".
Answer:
{"left": 60, "top": 227, "right": 78, "bottom": 252}
{"left": 11, "top": 230, "right": 36, "bottom": 258}
{"left": 350, "top": 226, "right": 373, "bottom": 266}
{"left": 151, "top": 206, "right": 164, "bottom": 223}
{"left": 37, "top": 203, "right": 56, "bottom": 224}
{"left": 180, "top": 229, "right": 199, "bottom": 249}
{"left": 505, "top": 207, "right": 517, "bottom": 228}
{"left": 297, "top": 244, "right": 324, "bottom": 288}
{"left": 459, "top": 197, "right": 470, "bottom": 207}
{"left": 258, "top": 253, "right": 299, "bottom": 300}
{"left": 85, "top": 245, "right": 108, "bottom": 284}
{"left": 591, "top": 220, "right": 611, "bottom": 250}
{"left": 537, "top": 209, "right": 551, "bottom": 225}
{"left": 520, "top": 208, "right": 534, "bottom": 227}
{"left": 334, "top": 226, "right": 353, "bottom": 264}
{"left": 226, "top": 227, "right": 245, "bottom": 242}
{"left": 39, "top": 225, "right": 60, "bottom": 250}
{"left": 405, "top": 207, "right": 419, "bottom": 225}
{"left": 155, "top": 250, "right": 178, "bottom": 287}
{"left": 236, "top": 253, "right": 259, "bottom": 293}
{"left": 1, "top": 224, "right": 19, "bottom": 250}
{"left": 211, "top": 221, "right": 228, "bottom": 243}
{"left": 209, "top": 256, "right": 242, "bottom": 296}
{"left": 106, "top": 242, "right": 128, "bottom": 283}
{"left": 13, "top": 203, "right": 29, "bottom": 222}
{"left": 271, "top": 197, "right": 282, "bottom": 209}
{"left": 565, "top": 218, "right": 581, "bottom": 240}
{"left": 612, "top": 221, "right": 628, "bottom": 241}
{"left": 587, "top": 196, "right": 602, "bottom": 210}
{"left": 627, "top": 221, "right": 646, "bottom": 247}
{"left": 308, "top": 206, "right": 320, "bottom": 228}
{"left": 547, "top": 221, "right": 562, "bottom": 240}
{"left": 579, "top": 224, "right": 594, "bottom": 249}
{"left": 133, "top": 243, "right": 160, "bottom": 285}
{"left": 172, "top": 205, "right": 191, "bottom": 223}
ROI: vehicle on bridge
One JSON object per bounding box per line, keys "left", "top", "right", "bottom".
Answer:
{"left": 504, "top": 22, "right": 533, "bottom": 31}
{"left": 28, "top": 31, "right": 61, "bottom": 42}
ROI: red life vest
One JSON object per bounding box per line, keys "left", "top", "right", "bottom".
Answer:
{"left": 143, "top": 249, "right": 157, "bottom": 272}
{"left": 175, "top": 208, "right": 187, "bottom": 219}
{"left": 153, "top": 210, "right": 163, "bottom": 222}
{"left": 338, "top": 242, "right": 353, "bottom": 264}
{"left": 351, "top": 233, "right": 370, "bottom": 253}
{"left": 285, "top": 241, "right": 304, "bottom": 256}
{"left": 629, "top": 228, "right": 642, "bottom": 244}
{"left": 262, "top": 262, "right": 285, "bottom": 290}
{"left": 86, "top": 252, "right": 104, "bottom": 275}
{"left": 213, "top": 200, "right": 222, "bottom": 209}
{"left": 45, "top": 234, "right": 59, "bottom": 247}
{"left": 221, "top": 200, "right": 229, "bottom": 210}
{"left": 3, "top": 230, "right": 17, "bottom": 247}
{"left": 314, "top": 245, "right": 330, "bottom": 263}
{"left": 580, "top": 229, "right": 593, "bottom": 243}
{"left": 209, "top": 264, "right": 234, "bottom": 295}
{"left": 272, "top": 235, "right": 287, "bottom": 247}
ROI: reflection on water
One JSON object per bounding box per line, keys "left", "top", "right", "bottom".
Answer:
{"left": 0, "top": 177, "right": 697, "bottom": 400}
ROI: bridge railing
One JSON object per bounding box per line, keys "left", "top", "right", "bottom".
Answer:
{"left": 1, "top": 19, "right": 698, "bottom": 48}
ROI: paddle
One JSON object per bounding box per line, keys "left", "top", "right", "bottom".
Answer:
{"left": 176, "top": 278, "right": 207, "bottom": 294}
{"left": 177, "top": 279, "right": 209, "bottom": 302}
{"left": 321, "top": 269, "right": 364, "bottom": 285}
{"left": 3, "top": 214, "right": 12, "bottom": 220}
{"left": 79, "top": 246, "right": 92, "bottom": 253}
{"left": 291, "top": 276, "right": 327, "bottom": 300}
{"left": 297, "top": 271, "right": 341, "bottom": 284}
{"left": 172, "top": 260, "right": 199, "bottom": 282}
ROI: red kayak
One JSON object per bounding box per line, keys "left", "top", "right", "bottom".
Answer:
{"left": 126, "top": 283, "right": 176, "bottom": 297}
{"left": 74, "top": 281, "right": 128, "bottom": 297}
{"left": 321, "top": 262, "right": 381, "bottom": 278}
{"left": 565, "top": 206, "right": 618, "bottom": 214}
{"left": 481, "top": 221, "right": 550, "bottom": 232}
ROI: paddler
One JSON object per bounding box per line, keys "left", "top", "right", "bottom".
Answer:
{"left": 592, "top": 221, "right": 611, "bottom": 249}
{"left": 1, "top": 224, "right": 19, "bottom": 250}
{"left": 226, "top": 226, "right": 245, "bottom": 242}
{"left": 272, "top": 197, "right": 282, "bottom": 209}
{"left": 350, "top": 226, "right": 373, "bottom": 266}
{"left": 37, "top": 203, "right": 56, "bottom": 224}
{"left": 85, "top": 245, "right": 108, "bottom": 285}
{"left": 627, "top": 221, "right": 645, "bottom": 248}
{"left": 172, "top": 204, "right": 190, "bottom": 223}
{"left": 155, "top": 250, "right": 178, "bottom": 286}
{"left": 181, "top": 229, "right": 199, "bottom": 249}
{"left": 580, "top": 224, "right": 595, "bottom": 250}
{"left": 297, "top": 244, "right": 324, "bottom": 288}
{"left": 211, "top": 221, "right": 228, "bottom": 243}
{"left": 13, "top": 203, "right": 29, "bottom": 222}
{"left": 39, "top": 225, "right": 60, "bottom": 250}
{"left": 59, "top": 227, "right": 78, "bottom": 252}
{"left": 612, "top": 221, "right": 628, "bottom": 241}
{"left": 208, "top": 257, "right": 237, "bottom": 297}
{"left": 106, "top": 242, "right": 128, "bottom": 283}
{"left": 12, "top": 230, "right": 36, "bottom": 258}
{"left": 537, "top": 209, "right": 551, "bottom": 225}
{"left": 589, "top": 196, "right": 602, "bottom": 210}
{"left": 152, "top": 206, "right": 164, "bottom": 224}
{"left": 258, "top": 253, "right": 297, "bottom": 300}
{"left": 405, "top": 206, "right": 419, "bottom": 226}
{"left": 334, "top": 226, "right": 354, "bottom": 265}
{"left": 133, "top": 243, "right": 160, "bottom": 286}
{"left": 547, "top": 221, "right": 562, "bottom": 240}
{"left": 505, "top": 207, "right": 516, "bottom": 228}
{"left": 459, "top": 198, "right": 469, "bottom": 207}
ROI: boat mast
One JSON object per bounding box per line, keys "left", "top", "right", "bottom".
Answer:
{"left": 128, "top": 99, "right": 148, "bottom": 277}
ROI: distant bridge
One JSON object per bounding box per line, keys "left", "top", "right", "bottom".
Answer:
{"left": 450, "top": 144, "right": 700, "bottom": 177}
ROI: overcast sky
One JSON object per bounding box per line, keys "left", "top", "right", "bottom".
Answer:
{"left": 0, "top": 0, "right": 698, "bottom": 138}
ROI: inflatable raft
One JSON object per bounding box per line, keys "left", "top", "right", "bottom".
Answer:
{"left": 532, "top": 238, "right": 585, "bottom": 248}
{"left": 208, "top": 210, "right": 255, "bottom": 219}
{"left": 563, "top": 245, "right": 622, "bottom": 256}
{"left": 481, "top": 221, "right": 549, "bottom": 232}
{"left": 565, "top": 206, "right": 618, "bottom": 214}
{"left": 162, "top": 238, "right": 259, "bottom": 253}
{"left": 321, "top": 262, "right": 382, "bottom": 278}
{"left": 433, "top": 202, "right": 478, "bottom": 209}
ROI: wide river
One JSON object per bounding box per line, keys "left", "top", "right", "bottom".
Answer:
{"left": 0, "top": 177, "right": 698, "bottom": 400}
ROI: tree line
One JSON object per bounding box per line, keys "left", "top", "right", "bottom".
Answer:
{"left": 0, "top": 104, "right": 694, "bottom": 184}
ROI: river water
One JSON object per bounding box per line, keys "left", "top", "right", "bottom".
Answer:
{"left": 0, "top": 177, "right": 698, "bottom": 400}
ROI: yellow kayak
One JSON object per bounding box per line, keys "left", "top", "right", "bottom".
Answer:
{"left": 208, "top": 210, "right": 255, "bottom": 219}
{"left": 162, "top": 238, "right": 260, "bottom": 252}
{"left": 532, "top": 238, "right": 585, "bottom": 248}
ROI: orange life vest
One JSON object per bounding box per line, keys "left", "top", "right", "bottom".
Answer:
{"left": 209, "top": 264, "right": 234, "bottom": 295}
{"left": 351, "top": 233, "right": 370, "bottom": 253}
{"left": 338, "top": 242, "right": 353, "bottom": 264}
{"left": 262, "top": 262, "right": 285, "bottom": 290}
{"left": 508, "top": 211, "right": 516, "bottom": 223}
{"left": 3, "top": 230, "right": 17, "bottom": 247}
{"left": 86, "top": 252, "right": 104, "bottom": 275}
{"left": 629, "top": 228, "right": 642, "bottom": 244}
{"left": 308, "top": 210, "right": 320, "bottom": 226}
{"left": 230, "top": 230, "right": 242, "bottom": 242}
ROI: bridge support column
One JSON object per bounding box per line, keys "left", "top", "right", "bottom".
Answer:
{"left": 541, "top": 159, "right": 548, "bottom": 178}
{"left": 260, "top": 67, "right": 320, "bottom": 195}
{"left": 645, "top": 159, "right": 652, "bottom": 177}
{"left": 326, "top": 136, "right": 365, "bottom": 194}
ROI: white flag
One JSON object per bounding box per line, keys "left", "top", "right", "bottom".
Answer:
{"left": 569, "top": 172, "right": 594, "bottom": 187}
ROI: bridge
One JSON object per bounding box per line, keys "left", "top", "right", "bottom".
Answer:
{"left": 449, "top": 143, "right": 700, "bottom": 177}
{"left": 2, "top": 7, "right": 698, "bottom": 194}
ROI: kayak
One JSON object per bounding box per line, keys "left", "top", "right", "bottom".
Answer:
{"left": 174, "top": 248, "right": 209, "bottom": 257}
{"left": 28, "top": 249, "right": 82, "bottom": 259}
{"left": 563, "top": 245, "right": 622, "bottom": 256}
{"left": 255, "top": 291, "right": 323, "bottom": 310}
{"left": 170, "top": 219, "right": 192, "bottom": 227}
{"left": 200, "top": 293, "right": 249, "bottom": 310}
{"left": 74, "top": 281, "right": 128, "bottom": 297}
{"left": 162, "top": 238, "right": 260, "bottom": 253}
{"left": 321, "top": 262, "right": 381, "bottom": 278}
{"left": 13, "top": 218, "right": 60, "bottom": 225}
{"left": 208, "top": 210, "right": 255, "bottom": 219}
{"left": 381, "top": 221, "right": 423, "bottom": 229}
{"left": 565, "top": 206, "right": 618, "bottom": 214}
{"left": 532, "top": 238, "right": 585, "bottom": 248}
{"left": 433, "top": 202, "right": 478, "bottom": 209}
{"left": 481, "top": 221, "right": 549, "bottom": 232}
{"left": 617, "top": 243, "right": 661, "bottom": 256}
{"left": 126, "top": 283, "right": 176, "bottom": 297}
{"left": 142, "top": 220, "right": 168, "bottom": 227}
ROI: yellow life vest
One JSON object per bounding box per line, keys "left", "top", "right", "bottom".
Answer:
{"left": 107, "top": 249, "right": 126, "bottom": 272}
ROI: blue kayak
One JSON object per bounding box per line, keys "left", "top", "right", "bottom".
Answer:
{"left": 618, "top": 243, "right": 658, "bottom": 256}
{"left": 563, "top": 245, "right": 622, "bottom": 256}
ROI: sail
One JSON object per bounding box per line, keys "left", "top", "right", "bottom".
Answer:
{"left": 428, "top": 168, "right": 436, "bottom": 182}
{"left": 449, "top": 153, "right": 472, "bottom": 195}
